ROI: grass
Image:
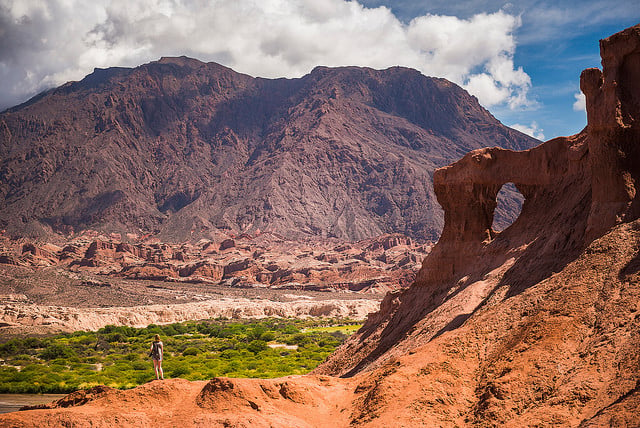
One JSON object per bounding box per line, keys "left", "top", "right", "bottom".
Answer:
{"left": 0, "top": 318, "right": 360, "bottom": 394}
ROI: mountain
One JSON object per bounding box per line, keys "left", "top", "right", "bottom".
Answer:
{"left": 3, "top": 23, "right": 639, "bottom": 428}
{"left": 0, "top": 58, "right": 538, "bottom": 242}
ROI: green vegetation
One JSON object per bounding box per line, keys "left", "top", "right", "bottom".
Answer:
{"left": 0, "top": 318, "right": 360, "bottom": 394}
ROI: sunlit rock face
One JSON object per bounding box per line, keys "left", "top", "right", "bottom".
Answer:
{"left": 582, "top": 24, "right": 640, "bottom": 240}
{"left": 320, "top": 24, "right": 640, "bottom": 379}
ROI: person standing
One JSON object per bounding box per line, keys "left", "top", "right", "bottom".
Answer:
{"left": 150, "top": 334, "right": 164, "bottom": 380}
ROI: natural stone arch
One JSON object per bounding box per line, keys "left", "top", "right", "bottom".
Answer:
{"left": 418, "top": 143, "right": 572, "bottom": 286}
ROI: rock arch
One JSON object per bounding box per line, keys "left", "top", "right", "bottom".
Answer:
{"left": 415, "top": 137, "right": 583, "bottom": 286}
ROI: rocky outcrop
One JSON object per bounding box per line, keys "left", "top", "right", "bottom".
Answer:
{"left": 582, "top": 25, "right": 640, "bottom": 239}
{"left": 0, "top": 59, "right": 538, "bottom": 242}
{"left": 8, "top": 378, "right": 357, "bottom": 427}
{"left": 319, "top": 25, "right": 640, "bottom": 379}
{"left": 0, "top": 233, "right": 428, "bottom": 293}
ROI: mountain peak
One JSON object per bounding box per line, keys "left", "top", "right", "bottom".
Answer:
{"left": 156, "top": 56, "right": 205, "bottom": 66}
{"left": 0, "top": 60, "right": 538, "bottom": 242}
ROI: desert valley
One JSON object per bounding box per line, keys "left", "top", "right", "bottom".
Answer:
{"left": 0, "top": 19, "right": 639, "bottom": 428}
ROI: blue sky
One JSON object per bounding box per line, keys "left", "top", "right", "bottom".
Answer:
{"left": 1, "top": 0, "right": 639, "bottom": 140}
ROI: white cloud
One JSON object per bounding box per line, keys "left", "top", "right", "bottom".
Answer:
{"left": 0, "top": 0, "right": 532, "bottom": 111}
{"left": 573, "top": 92, "right": 586, "bottom": 111}
{"left": 406, "top": 11, "right": 532, "bottom": 108}
{"left": 464, "top": 73, "right": 511, "bottom": 106}
{"left": 509, "top": 121, "right": 545, "bottom": 140}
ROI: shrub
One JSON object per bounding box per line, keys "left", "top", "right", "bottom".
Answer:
{"left": 282, "top": 325, "right": 299, "bottom": 334}
{"left": 259, "top": 331, "right": 275, "bottom": 342}
{"left": 23, "top": 337, "right": 45, "bottom": 348}
{"left": 124, "top": 353, "right": 138, "bottom": 361}
{"left": 0, "top": 341, "right": 18, "bottom": 357}
{"left": 247, "top": 340, "right": 267, "bottom": 354}
{"left": 162, "top": 325, "right": 178, "bottom": 336}
{"left": 219, "top": 349, "right": 240, "bottom": 360}
{"left": 170, "top": 366, "right": 190, "bottom": 378}
{"left": 135, "top": 372, "right": 152, "bottom": 384}
{"left": 105, "top": 333, "right": 126, "bottom": 343}
{"left": 0, "top": 317, "right": 359, "bottom": 393}
{"left": 182, "top": 347, "right": 199, "bottom": 356}
{"left": 40, "top": 344, "right": 77, "bottom": 360}
{"left": 288, "top": 334, "right": 311, "bottom": 347}
{"left": 11, "top": 354, "right": 33, "bottom": 364}
{"left": 247, "top": 325, "right": 266, "bottom": 342}
{"left": 131, "top": 360, "right": 147, "bottom": 371}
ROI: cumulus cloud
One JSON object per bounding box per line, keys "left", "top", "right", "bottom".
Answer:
{"left": 509, "top": 121, "right": 545, "bottom": 140}
{"left": 573, "top": 92, "right": 586, "bottom": 111}
{"left": 0, "top": 0, "right": 532, "bottom": 111}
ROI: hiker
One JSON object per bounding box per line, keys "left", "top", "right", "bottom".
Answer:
{"left": 150, "top": 334, "right": 164, "bottom": 380}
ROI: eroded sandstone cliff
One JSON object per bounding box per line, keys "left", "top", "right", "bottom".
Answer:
{"left": 314, "top": 23, "right": 640, "bottom": 425}
{"left": 318, "top": 23, "right": 640, "bottom": 379}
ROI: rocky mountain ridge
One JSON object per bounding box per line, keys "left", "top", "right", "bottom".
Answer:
{"left": 0, "top": 58, "right": 538, "bottom": 242}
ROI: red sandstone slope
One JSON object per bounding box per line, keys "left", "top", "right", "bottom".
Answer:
{"left": 1, "top": 24, "right": 639, "bottom": 428}
{"left": 318, "top": 23, "right": 640, "bottom": 376}
{"left": 0, "top": 59, "right": 537, "bottom": 242}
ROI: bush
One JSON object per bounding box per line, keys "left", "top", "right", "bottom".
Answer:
{"left": 259, "top": 331, "right": 275, "bottom": 342}
{"left": 11, "top": 354, "right": 33, "bottom": 364}
{"left": 162, "top": 325, "right": 178, "bottom": 336}
{"left": 247, "top": 325, "right": 266, "bottom": 342}
{"left": 135, "top": 372, "right": 152, "bottom": 384}
{"left": 105, "top": 333, "right": 126, "bottom": 343}
{"left": 288, "top": 334, "right": 311, "bottom": 347}
{"left": 0, "top": 317, "right": 360, "bottom": 392}
{"left": 247, "top": 340, "right": 267, "bottom": 354}
{"left": 219, "top": 349, "right": 240, "bottom": 360}
{"left": 182, "top": 347, "right": 199, "bottom": 356}
{"left": 40, "top": 344, "right": 77, "bottom": 360}
{"left": 0, "top": 341, "right": 19, "bottom": 357}
{"left": 170, "top": 366, "right": 190, "bottom": 378}
{"left": 131, "top": 360, "right": 148, "bottom": 371}
{"left": 23, "top": 337, "right": 45, "bottom": 348}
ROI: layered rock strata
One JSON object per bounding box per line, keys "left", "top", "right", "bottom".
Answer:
{"left": 0, "top": 298, "right": 380, "bottom": 336}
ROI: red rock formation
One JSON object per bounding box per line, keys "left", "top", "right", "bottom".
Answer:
{"left": 320, "top": 25, "right": 640, "bottom": 379}
{"left": 178, "top": 260, "right": 223, "bottom": 281}
{"left": 0, "top": 232, "right": 427, "bottom": 296}
{"left": 582, "top": 24, "right": 640, "bottom": 239}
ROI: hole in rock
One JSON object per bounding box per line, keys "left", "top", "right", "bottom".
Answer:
{"left": 492, "top": 183, "right": 523, "bottom": 232}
